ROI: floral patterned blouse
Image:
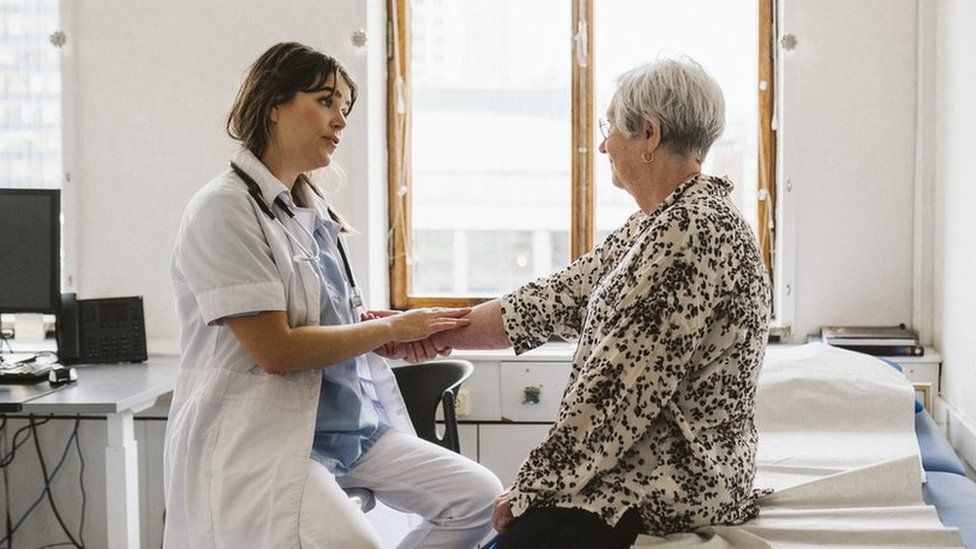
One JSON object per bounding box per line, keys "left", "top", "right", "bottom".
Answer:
{"left": 500, "top": 173, "right": 771, "bottom": 535}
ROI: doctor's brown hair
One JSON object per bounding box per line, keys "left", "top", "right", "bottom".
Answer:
{"left": 228, "top": 42, "right": 357, "bottom": 232}
{"left": 228, "top": 42, "right": 357, "bottom": 159}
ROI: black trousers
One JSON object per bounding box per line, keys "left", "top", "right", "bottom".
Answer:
{"left": 493, "top": 506, "right": 644, "bottom": 549}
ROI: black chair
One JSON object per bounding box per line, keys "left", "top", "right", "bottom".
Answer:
{"left": 392, "top": 359, "right": 474, "bottom": 453}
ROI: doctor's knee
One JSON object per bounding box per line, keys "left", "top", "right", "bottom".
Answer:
{"left": 461, "top": 463, "right": 505, "bottom": 515}
{"left": 344, "top": 538, "right": 382, "bottom": 549}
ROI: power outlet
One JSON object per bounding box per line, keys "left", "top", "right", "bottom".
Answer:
{"left": 454, "top": 387, "right": 472, "bottom": 417}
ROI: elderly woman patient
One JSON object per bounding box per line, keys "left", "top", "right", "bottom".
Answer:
{"left": 429, "top": 57, "right": 771, "bottom": 548}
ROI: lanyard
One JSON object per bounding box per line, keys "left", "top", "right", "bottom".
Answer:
{"left": 330, "top": 228, "right": 364, "bottom": 309}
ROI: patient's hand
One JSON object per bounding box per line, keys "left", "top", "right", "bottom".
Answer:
{"left": 402, "top": 338, "right": 452, "bottom": 364}
{"left": 373, "top": 340, "right": 408, "bottom": 360}
{"left": 491, "top": 496, "right": 515, "bottom": 533}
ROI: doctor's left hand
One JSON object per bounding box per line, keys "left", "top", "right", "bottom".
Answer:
{"left": 361, "top": 310, "right": 453, "bottom": 362}
{"left": 362, "top": 310, "right": 406, "bottom": 359}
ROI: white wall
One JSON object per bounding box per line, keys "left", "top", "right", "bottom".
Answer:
{"left": 933, "top": 0, "right": 976, "bottom": 466}
{"left": 776, "top": 0, "right": 919, "bottom": 339}
{"left": 63, "top": 0, "right": 384, "bottom": 349}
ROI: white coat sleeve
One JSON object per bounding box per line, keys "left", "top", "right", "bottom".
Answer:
{"left": 175, "top": 189, "right": 287, "bottom": 325}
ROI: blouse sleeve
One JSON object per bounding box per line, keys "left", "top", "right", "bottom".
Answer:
{"left": 499, "top": 213, "right": 647, "bottom": 354}
{"left": 506, "top": 208, "right": 721, "bottom": 515}
{"left": 499, "top": 252, "right": 602, "bottom": 354}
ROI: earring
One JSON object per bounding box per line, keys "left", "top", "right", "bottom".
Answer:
{"left": 641, "top": 152, "right": 655, "bottom": 164}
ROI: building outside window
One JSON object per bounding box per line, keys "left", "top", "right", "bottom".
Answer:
{"left": 0, "top": 0, "right": 62, "bottom": 190}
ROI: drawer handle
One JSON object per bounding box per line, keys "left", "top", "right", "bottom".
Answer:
{"left": 522, "top": 386, "right": 541, "bottom": 405}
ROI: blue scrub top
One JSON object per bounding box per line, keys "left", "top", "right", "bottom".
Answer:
{"left": 306, "top": 211, "right": 389, "bottom": 475}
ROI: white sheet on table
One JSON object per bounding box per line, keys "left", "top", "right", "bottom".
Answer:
{"left": 633, "top": 344, "right": 963, "bottom": 548}
{"left": 634, "top": 456, "right": 962, "bottom": 547}
{"left": 755, "top": 343, "right": 922, "bottom": 489}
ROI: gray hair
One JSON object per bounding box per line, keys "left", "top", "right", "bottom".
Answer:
{"left": 612, "top": 57, "right": 725, "bottom": 163}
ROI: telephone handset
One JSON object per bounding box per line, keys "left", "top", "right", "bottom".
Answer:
{"left": 57, "top": 293, "right": 147, "bottom": 365}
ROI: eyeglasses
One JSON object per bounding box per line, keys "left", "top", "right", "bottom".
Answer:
{"left": 598, "top": 118, "right": 612, "bottom": 140}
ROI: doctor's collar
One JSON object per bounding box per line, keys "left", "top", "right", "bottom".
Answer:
{"left": 231, "top": 148, "right": 293, "bottom": 206}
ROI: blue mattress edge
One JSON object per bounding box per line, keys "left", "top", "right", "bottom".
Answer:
{"left": 917, "top": 409, "right": 969, "bottom": 476}
{"left": 923, "top": 472, "right": 976, "bottom": 548}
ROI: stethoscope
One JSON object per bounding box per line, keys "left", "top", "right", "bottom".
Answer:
{"left": 230, "top": 162, "right": 363, "bottom": 309}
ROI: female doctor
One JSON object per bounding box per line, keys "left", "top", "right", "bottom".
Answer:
{"left": 163, "top": 42, "right": 502, "bottom": 549}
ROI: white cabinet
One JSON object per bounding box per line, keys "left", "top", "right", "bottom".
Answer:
{"left": 458, "top": 361, "right": 502, "bottom": 421}
{"left": 449, "top": 349, "right": 573, "bottom": 486}
{"left": 880, "top": 348, "right": 942, "bottom": 414}
{"left": 477, "top": 424, "right": 553, "bottom": 487}
{"left": 499, "top": 361, "right": 572, "bottom": 422}
{"left": 883, "top": 348, "right": 941, "bottom": 391}
{"left": 458, "top": 423, "right": 479, "bottom": 463}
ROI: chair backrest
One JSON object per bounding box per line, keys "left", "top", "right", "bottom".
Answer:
{"left": 392, "top": 359, "right": 474, "bottom": 453}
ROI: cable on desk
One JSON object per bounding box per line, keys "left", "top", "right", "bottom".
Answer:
{"left": 0, "top": 416, "right": 87, "bottom": 548}
{"left": 1, "top": 418, "right": 11, "bottom": 548}
{"left": 10, "top": 352, "right": 59, "bottom": 366}
{"left": 28, "top": 416, "right": 83, "bottom": 548}
{"left": 0, "top": 416, "right": 75, "bottom": 548}
{"left": 72, "top": 416, "right": 85, "bottom": 549}
{"left": 0, "top": 330, "right": 13, "bottom": 357}
{"left": 0, "top": 423, "right": 78, "bottom": 547}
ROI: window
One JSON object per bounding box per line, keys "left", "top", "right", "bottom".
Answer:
{"left": 0, "top": 0, "right": 62, "bottom": 190}
{"left": 388, "top": 0, "right": 775, "bottom": 308}
{"left": 0, "top": 0, "right": 63, "bottom": 326}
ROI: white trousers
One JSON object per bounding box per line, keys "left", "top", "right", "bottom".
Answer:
{"left": 299, "top": 430, "right": 502, "bottom": 549}
{"left": 299, "top": 456, "right": 383, "bottom": 549}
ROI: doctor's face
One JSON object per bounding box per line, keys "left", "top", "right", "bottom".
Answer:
{"left": 269, "top": 73, "right": 351, "bottom": 172}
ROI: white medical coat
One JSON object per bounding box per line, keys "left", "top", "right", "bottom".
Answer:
{"left": 163, "top": 149, "right": 413, "bottom": 549}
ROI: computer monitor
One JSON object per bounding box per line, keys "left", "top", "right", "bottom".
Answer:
{"left": 0, "top": 189, "right": 61, "bottom": 314}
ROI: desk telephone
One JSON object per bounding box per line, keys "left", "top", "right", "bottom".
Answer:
{"left": 57, "top": 293, "right": 147, "bottom": 365}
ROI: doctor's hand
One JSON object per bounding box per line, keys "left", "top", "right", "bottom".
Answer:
{"left": 362, "top": 310, "right": 407, "bottom": 359}
{"left": 386, "top": 307, "right": 472, "bottom": 345}
{"left": 362, "top": 310, "right": 457, "bottom": 363}
{"left": 402, "top": 337, "right": 452, "bottom": 364}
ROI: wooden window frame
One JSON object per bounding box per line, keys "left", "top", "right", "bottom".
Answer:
{"left": 758, "top": 0, "right": 777, "bottom": 281}
{"left": 387, "top": 0, "right": 776, "bottom": 309}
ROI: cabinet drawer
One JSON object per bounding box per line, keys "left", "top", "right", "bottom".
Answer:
{"left": 479, "top": 424, "right": 553, "bottom": 486}
{"left": 499, "top": 362, "right": 572, "bottom": 422}
{"left": 457, "top": 361, "right": 502, "bottom": 421}
{"left": 902, "top": 363, "right": 939, "bottom": 390}
{"left": 457, "top": 423, "right": 478, "bottom": 463}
